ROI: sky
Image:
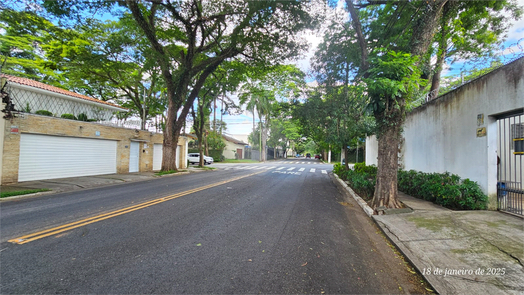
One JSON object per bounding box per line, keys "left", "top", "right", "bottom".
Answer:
{"left": 219, "top": 0, "right": 524, "bottom": 138}
{"left": 4, "top": 0, "right": 522, "bottom": 138}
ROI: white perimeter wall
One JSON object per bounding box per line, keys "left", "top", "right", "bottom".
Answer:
{"left": 366, "top": 58, "right": 524, "bottom": 209}
{"left": 365, "top": 135, "right": 378, "bottom": 166}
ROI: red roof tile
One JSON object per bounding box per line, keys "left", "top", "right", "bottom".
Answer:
{"left": 1, "top": 74, "right": 126, "bottom": 110}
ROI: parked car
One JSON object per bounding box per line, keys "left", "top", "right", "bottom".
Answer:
{"left": 188, "top": 153, "right": 214, "bottom": 165}
{"left": 306, "top": 153, "right": 311, "bottom": 159}
{"left": 315, "top": 154, "right": 321, "bottom": 159}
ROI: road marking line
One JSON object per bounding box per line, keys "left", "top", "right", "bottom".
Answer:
{"left": 266, "top": 166, "right": 276, "bottom": 169}
{"left": 276, "top": 167, "right": 284, "bottom": 170}
{"left": 298, "top": 168, "right": 305, "bottom": 172}
{"left": 287, "top": 167, "right": 295, "bottom": 171}
{"left": 301, "top": 162, "right": 305, "bottom": 164}
{"left": 8, "top": 171, "right": 264, "bottom": 245}
{"left": 322, "top": 170, "right": 327, "bottom": 174}
{"left": 310, "top": 168, "right": 315, "bottom": 173}
{"left": 254, "top": 166, "right": 266, "bottom": 170}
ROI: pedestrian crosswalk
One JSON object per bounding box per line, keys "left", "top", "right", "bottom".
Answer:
{"left": 219, "top": 165, "right": 330, "bottom": 175}
{"left": 272, "top": 161, "right": 324, "bottom": 164}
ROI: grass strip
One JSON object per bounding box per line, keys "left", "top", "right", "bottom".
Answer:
{"left": 1, "top": 189, "right": 51, "bottom": 198}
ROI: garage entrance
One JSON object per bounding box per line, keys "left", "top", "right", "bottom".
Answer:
{"left": 18, "top": 134, "right": 117, "bottom": 182}
{"left": 497, "top": 111, "right": 523, "bottom": 216}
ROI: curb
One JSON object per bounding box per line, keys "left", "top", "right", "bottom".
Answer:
{"left": 332, "top": 173, "right": 374, "bottom": 217}
{"left": 332, "top": 173, "right": 439, "bottom": 294}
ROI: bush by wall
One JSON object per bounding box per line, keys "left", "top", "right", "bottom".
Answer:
{"left": 60, "top": 113, "right": 77, "bottom": 120}
{"left": 334, "top": 163, "right": 487, "bottom": 210}
{"left": 334, "top": 163, "right": 376, "bottom": 200}
{"left": 35, "top": 110, "right": 53, "bottom": 116}
{"left": 77, "top": 113, "right": 88, "bottom": 121}
{"left": 208, "top": 149, "right": 223, "bottom": 162}
{"left": 398, "top": 170, "right": 487, "bottom": 210}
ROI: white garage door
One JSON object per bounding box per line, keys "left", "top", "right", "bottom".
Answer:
{"left": 153, "top": 144, "right": 180, "bottom": 170}
{"left": 18, "top": 134, "right": 117, "bottom": 182}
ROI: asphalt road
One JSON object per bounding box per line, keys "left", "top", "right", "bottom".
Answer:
{"left": 0, "top": 158, "right": 427, "bottom": 294}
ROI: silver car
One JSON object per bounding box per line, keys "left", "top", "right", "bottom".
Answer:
{"left": 188, "top": 153, "right": 214, "bottom": 165}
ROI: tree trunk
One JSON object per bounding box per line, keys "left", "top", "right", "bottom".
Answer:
{"left": 213, "top": 97, "right": 216, "bottom": 132}
{"left": 429, "top": 1, "right": 453, "bottom": 99}
{"left": 161, "top": 93, "right": 181, "bottom": 171}
{"left": 371, "top": 97, "right": 404, "bottom": 211}
{"left": 372, "top": 125, "right": 403, "bottom": 211}
{"left": 429, "top": 51, "right": 445, "bottom": 99}
{"left": 198, "top": 140, "right": 204, "bottom": 167}
{"left": 204, "top": 133, "right": 209, "bottom": 159}
{"left": 343, "top": 145, "right": 349, "bottom": 170}
{"left": 410, "top": 0, "right": 448, "bottom": 57}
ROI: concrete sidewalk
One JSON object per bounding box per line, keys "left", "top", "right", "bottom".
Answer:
{"left": 0, "top": 167, "right": 209, "bottom": 198}
{"left": 334, "top": 174, "right": 524, "bottom": 295}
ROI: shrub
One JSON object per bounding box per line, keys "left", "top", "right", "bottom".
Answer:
{"left": 333, "top": 163, "right": 346, "bottom": 176}
{"left": 35, "top": 110, "right": 53, "bottom": 116}
{"left": 336, "top": 164, "right": 488, "bottom": 210}
{"left": 354, "top": 162, "right": 377, "bottom": 175}
{"left": 345, "top": 169, "right": 376, "bottom": 200}
{"left": 333, "top": 163, "right": 376, "bottom": 200}
{"left": 77, "top": 113, "right": 88, "bottom": 121}
{"left": 60, "top": 113, "right": 77, "bottom": 120}
{"left": 208, "top": 149, "right": 223, "bottom": 162}
{"left": 398, "top": 170, "right": 487, "bottom": 210}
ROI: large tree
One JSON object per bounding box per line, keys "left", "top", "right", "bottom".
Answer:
{"left": 124, "top": 0, "right": 315, "bottom": 170}
{"left": 0, "top": 9, "right": 168, "bottom": 129}
{"left": 41, "top": 0, "right": 316, "bottom": 171}
{"left": 345, "top": 0, "right": 448, "bottom": 211}
{"left": 239, "top": 65, "right": 306, "bottom": 161}
{"left": 0, "top": 9, "right": 66, "bottom": 86}
{"left": 344, "top": 0, "right": 522, "bottom": 211}
{"left": 428, "top": 0, "right": 522, "bottom": 97}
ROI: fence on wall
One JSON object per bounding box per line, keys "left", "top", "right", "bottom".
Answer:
{"left": 497, "top": 111, "right": 524, "bottom": 216}
{"left": 3, "top": 80, "right": 163, "bottom": 132}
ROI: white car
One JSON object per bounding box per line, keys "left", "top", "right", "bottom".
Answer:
{"left": 188, "top": 153, "right": 214, "bottom": 165}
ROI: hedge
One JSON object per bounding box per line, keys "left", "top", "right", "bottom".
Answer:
{"left": 35, "top": 110, "right": 53, "bottom": 116}
{"left": 60, "top": 113, "right": 77, "bottom": 120}
{"left": 334, "top": 163, "right": 487, "bottom": 210}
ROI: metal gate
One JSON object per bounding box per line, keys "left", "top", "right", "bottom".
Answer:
{"left": 497, "top": 111, "right": 524, "bottom": 216}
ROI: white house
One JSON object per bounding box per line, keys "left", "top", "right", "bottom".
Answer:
{"left": 222, "top": 134, "right": 248, "bottom": 160}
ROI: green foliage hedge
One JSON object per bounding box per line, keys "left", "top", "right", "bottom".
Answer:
{"left": 35, "top": 110, "right": 53, "bottom": 116}
{"left": 334, "top": 163, "right": 487, "bottom": 210}
{"left": 60, "top": 113, "right": 77, "bottom": 120}
{"left": 398, "top": 170, "right": 487, "bottom": 210}
{"left": 77, "top": 113, "right": 88, "bottom": 121}
{"left": 334, "top": 163, "right": 376, "bottom": 200}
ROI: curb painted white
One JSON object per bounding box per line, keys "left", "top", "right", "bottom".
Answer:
{"left": 333, "top": 173, "right": 374, "bottom": 217}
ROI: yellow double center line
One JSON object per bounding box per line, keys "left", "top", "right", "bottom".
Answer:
{"left": 9, "top": 171, "right": 263, "bottom": 245}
